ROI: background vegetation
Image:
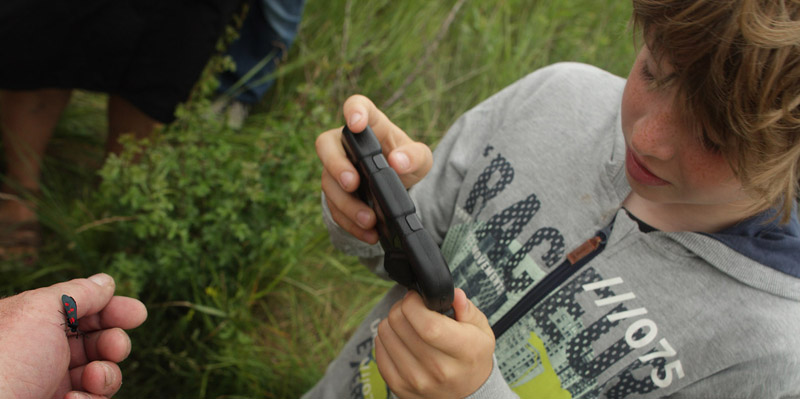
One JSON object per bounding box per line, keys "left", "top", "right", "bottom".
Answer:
{"left": 0, "top": 0, "right": 635, "bottom": 397}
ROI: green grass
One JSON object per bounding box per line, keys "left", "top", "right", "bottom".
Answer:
{"left": 0, "top": 0, "right": 635, "bottom": 397}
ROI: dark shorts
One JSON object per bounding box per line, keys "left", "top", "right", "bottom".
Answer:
{"left": 0, "top": 0, "right": 244, "bottom": 123}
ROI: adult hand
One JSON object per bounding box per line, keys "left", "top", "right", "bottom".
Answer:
{"left": 316, "top": 94, "right": 434, "bottom": 244}
{"left": 0, "top": 273, "right": 148, "bottom": 399}
{"left": 375, "top": 289, "right": 496, "bottom": 399}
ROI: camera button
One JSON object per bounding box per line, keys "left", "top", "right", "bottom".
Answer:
{"left": 405, "top": 214, "right": 423, "bottom": 231}
{"left": 372, "top": 154, "right": 389, "bottom": 170}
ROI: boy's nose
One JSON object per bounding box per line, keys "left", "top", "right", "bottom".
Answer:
{"left": 630, "top": 112, "right": 679, "bottom": 161}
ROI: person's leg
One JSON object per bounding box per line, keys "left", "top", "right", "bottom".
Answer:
{"left": 217, "top": 0, "right": 307, "bottom": 104}
{"left": 0, "top": 88, "right": 71, "bottom": 258}
{"left": 106, "top": 94, "right": 159, "bottom": 155}
{"left": 0, "top": 88, "right": 71, "bottom": 222}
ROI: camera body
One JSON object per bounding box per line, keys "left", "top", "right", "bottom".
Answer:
{"left": 341, "top": 125, "right": 454, "bottom": 316}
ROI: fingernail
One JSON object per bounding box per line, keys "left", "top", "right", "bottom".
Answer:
{"left": 364, "top": 230, "right": 378, "bottom": 244}
{"left": 103, "top": 362, "right": 116, "bottom": 388}
{"left": 66, "top": 393, "right": 90, "bottom": 399}
{"left": 349, "top": 112, "right": 363, "bottom": 127}
{"left": 88, "top": 273, "right": 112, "bottom": 287}
{"left": 356, "top": 210, "right": 371, "bottom": 228}
{"left": 393, "top": 152, "right": 410, "bottom": 171}
{"left": 340, "top": 171, "right": 356, "bottom": 190}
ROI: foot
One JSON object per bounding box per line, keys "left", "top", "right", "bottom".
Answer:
{"left": 0, "top": 192, "right": 40, "bottom": 263}
{"left": 210, "top": 96, "right": 251, "bottom": 129}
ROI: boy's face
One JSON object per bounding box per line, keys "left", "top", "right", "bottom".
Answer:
{"left": 620, "top": 46, "right": 751, "bottom": 210}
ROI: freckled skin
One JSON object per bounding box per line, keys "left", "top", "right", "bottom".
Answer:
{"left": 620, "top": 46, "right": 759, "bottom": 232}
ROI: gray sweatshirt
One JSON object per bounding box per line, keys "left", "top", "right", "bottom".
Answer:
{"left": 303, "top": 63, "right": 800, "bottom": 399}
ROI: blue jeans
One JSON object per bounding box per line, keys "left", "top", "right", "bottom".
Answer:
{"left": 217, "top": 0, "right": 306, "bottom": 104}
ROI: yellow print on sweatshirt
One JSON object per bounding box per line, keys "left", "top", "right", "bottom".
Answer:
{"left": 508, "top": 332, "right": 571, "bottom": 399}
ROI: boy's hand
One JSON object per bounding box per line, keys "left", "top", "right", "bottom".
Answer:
{"left": 316, "top": 95, "right": 433, "bottom": 244}
{"left": 375, "top": 288, "right": 496, "bottom": 399}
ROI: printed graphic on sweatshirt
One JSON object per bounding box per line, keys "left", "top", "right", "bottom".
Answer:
{"left": 351, "top": 349, "right": 388, "bottom": 399}
{"left": 345, "top": 145, "right": 683, "bottom": 398}
{"left": 442, "top": 146, "right": 683, "bottom": 398}
{"left": 440, "top": 149, "right": 566, "bottom": 323}
{"left": 494, "top": 268, "right": 684, "bottom": 398}
{"left": 346, "top": 319, "right": 391, "bottom": 399}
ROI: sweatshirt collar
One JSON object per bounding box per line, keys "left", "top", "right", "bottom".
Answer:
{"left": 702, "top": 203, "right": 800, "bottom": 278}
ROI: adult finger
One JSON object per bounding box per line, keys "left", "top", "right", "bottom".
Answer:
{"left": 64, "top": 392, "right": 109, "bottom": 399}
{"left": 46, "top": 274, "right": 116, "bottom": 321}
{"left": 79, "top": 296, "right": 147, "bottom": 332}
{"left": 69, "top": 361, "right": 122, "bottom": 397}
{"left": 68, "top": 297, "right": 143, "bottom": 367}
{"left": 79, "top": 328, "right": 132, "bottom": 364}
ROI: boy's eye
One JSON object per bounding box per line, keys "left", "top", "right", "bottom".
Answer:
{"left": 640, "top": 62, "right": 656, "bottom": 83}
{"left": 699, "top": 131, "right": 722, "bottom": 154}
{"left": 639, "top": 59, "right": 677, "bottom": 90}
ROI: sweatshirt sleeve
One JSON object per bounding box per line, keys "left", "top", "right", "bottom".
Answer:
{"left": 464, "top": 356, "right": 519, "bottom": 399}
{"left": 321, "top": 192, "right": 389, "bottom": 278}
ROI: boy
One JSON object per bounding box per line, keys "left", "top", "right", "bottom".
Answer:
{"left": 307, "top": 0, "right": 800, "bottom": 397}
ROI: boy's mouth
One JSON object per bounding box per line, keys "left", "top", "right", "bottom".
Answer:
{"left": 625, "top": 148, "right": 669, "bottom": 186}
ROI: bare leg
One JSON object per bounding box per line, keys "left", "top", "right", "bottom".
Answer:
{"left": 106, "top": 95, "right": 159, "bottom": 155}
{"left": 0, "top": 88, "right": 72, "bottom": 222}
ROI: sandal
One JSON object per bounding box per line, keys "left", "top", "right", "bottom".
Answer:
{"left": 0, "top": 191, "right": 41, "bottom": 264}
{"left": 0, "top": 219, "right": 41, "bottom": 264}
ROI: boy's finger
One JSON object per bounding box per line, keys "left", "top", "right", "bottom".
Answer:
{"left": 342, "top": 94, "right": 381, "bottom": 134}
{"left": 389, "top": 142, "right": 434, "bottom": 188}
{"left": 377, "top": 317, "right": 425, "bottom": 383}
{"left": 402, "top": 291, "right": 461, "bottom": 348}
{"left": 388, "top": 294, "right": 445, "bottom": 360}
{"left": 326, "top": 195, "right": 379, "bottom": 244}
{"left": 453, "top": 289, "right": 494, "bottom": 338}
{"left": 322, "top": 177, "right": 379, "bottom": 244}
{"left": 374, "top": 334, "right": 404, "bottom": 395}
{"left": 315, "top": 127, "right": 358, "bottom": 192}
{"left": 403, "top": 290, "right": 494, "bottom": 355}
{"left": 343, "top": 95, "right": 412, "bottom": 153}
{"left": 321, "top": 169, "right": 375, "bottom": 229}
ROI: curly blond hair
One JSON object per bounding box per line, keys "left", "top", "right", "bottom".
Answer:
{"left": 632, "top": 0, "right": 800, "bottom": 223}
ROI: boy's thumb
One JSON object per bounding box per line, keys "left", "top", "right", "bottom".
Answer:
{"left": 453, "top": 288, "right": 491, "bottom": 332}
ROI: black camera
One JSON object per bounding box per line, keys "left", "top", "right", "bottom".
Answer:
{"left": 341, "top": 125, "right": 454, "bottom": 316}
